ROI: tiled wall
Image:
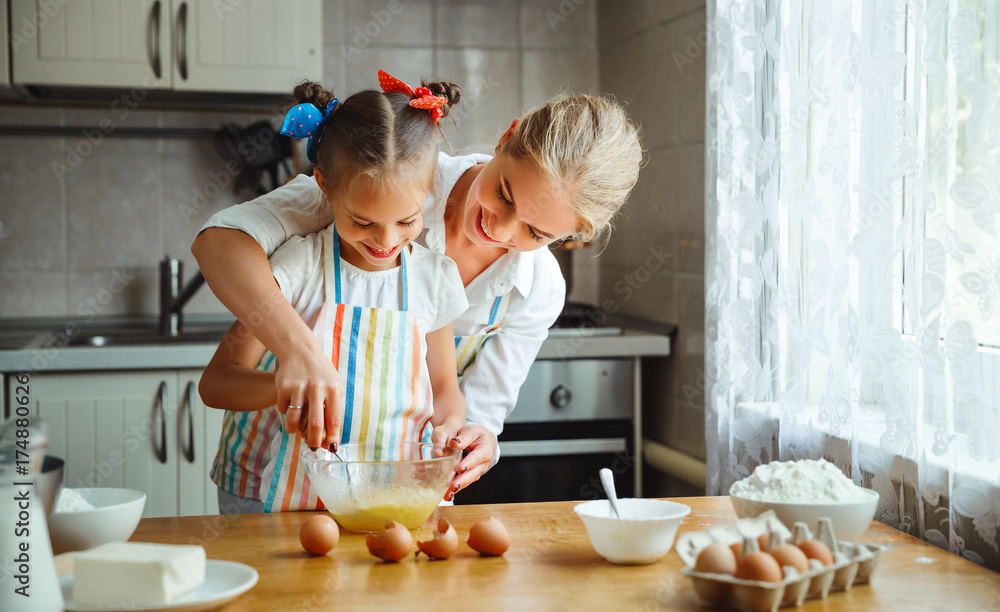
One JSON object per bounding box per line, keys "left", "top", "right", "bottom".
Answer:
{"left": 597, "top": 0, "right": 707, "bottom": 496}
{"left": 0, "top": 0, "right": 599, "bottom": 318}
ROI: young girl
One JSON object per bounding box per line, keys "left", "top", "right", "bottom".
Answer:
{"left": 199, "top": 73, "right": 468, "bottom": 513}
{"left": 193, "top": 84, "right": 643, "bottom": 502}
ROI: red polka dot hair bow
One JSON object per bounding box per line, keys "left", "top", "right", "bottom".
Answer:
{"left": 377, "top": 69, "right": 448, "bottom": 123}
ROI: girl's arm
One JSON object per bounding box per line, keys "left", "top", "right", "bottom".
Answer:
{"left": 192, "top": 228, "right": 343, "bottom": 448}
{"left": 424, "top": 323, "right": 466, "bottom": 461}
{"left": 199, "top": 321, "right": 275, "bottom": 411}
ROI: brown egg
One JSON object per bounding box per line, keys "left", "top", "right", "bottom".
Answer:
{"left": 466, "top": 517, "right": 510, "bottom": 556}
{"left": 299, "top": 514, "right": 339, "bottom": 555}
{"left": 798, "top": 540, "right": 834, "bottom": 566}
{"left": 729, "top": 542, "right": 743, "bottom": 559}
{"left": 366, "top": 521, "right": 413, "bottom": 562}
{"left": 694, "top": 543, "right": 737, "bottom": 575}
{"left": 769, "top": 544, "right": 810, "bottom": 576}
{"left": 734, "top": 551, "right": 783, "bottom": 583}
{"left": 416, "top": 518, "right": 458, "bottom": 560}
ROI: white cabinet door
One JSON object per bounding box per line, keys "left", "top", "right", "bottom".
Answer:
{"left": 172, "top": 0, "right": 321, "bottom": 93}
{"left": 177, "top": 369, "right": 223, "bottom": 516}
{"left": 31, "top": 371, "right": 179, "bottom": 518}
{"left": 10, "top": 0, "right": 173, "bottom": 89}
{"left": 26, "top": 369, "right": 221, "bottom": 518}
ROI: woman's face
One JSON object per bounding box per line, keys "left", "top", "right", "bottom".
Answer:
{"left": 321, "top": 172, "right": 426, "bottom": 271}
{"left": 464, "top": 152, "right": 579, "bottom": 252}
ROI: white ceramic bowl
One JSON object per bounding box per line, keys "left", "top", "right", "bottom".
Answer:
{"left": 729, "top": 488, "right": 880, "bottom": 541}
{"left": 574, "top": 498, "right": 691, "bottom": 564}
{"left": 47, "top": 488, "right": 146, "bottom": 554}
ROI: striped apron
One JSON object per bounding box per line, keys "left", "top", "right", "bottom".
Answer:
{"left": 454, "top": 293, "right": 511, "bottom": 376}
{"left": 210, "top": 226, "right": 435, "bottom": 512}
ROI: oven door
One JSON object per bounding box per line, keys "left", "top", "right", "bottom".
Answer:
{"left": 455, "top": 358, "right": 636, "bottom": 505}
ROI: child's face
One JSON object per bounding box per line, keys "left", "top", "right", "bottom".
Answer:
{"left": 329, "top": 176, "right": 425, "bottom": 272}
{"left": 464, "top": 153, "right": 579, "bottom": 252}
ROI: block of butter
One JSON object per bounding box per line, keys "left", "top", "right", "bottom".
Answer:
{"left": 73, "top": 542, "right": 207, "bottom": 607}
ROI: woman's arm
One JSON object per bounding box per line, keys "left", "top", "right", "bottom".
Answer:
{"left": 192, "top": 228, "right": 343, "bottom": 449}
{"left": 199, "top": 321, "right": 275, "bottom": 411}
{"left": 424, "top": 324, "right": 466, "bottom": 457}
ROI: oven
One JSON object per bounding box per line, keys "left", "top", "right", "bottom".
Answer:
{"left": 455, "top": 343, "right": 638, "bottom": 505}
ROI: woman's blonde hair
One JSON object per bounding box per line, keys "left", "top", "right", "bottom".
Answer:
{"left": 500, "top": 93, "right": 642, "bottom": 242}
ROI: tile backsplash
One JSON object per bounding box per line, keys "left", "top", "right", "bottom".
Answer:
{"left": 0, "top": 0, "right": 599, "bottom": 319}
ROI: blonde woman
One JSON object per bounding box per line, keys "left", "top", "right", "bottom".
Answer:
{"left": 192, "top": 91, "right": 642, "bottom": 505}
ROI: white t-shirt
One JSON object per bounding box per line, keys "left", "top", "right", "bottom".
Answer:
{"left": 201, "top": 152, "right": 567, "bottom": 440}
{"left": 270, "top": 225, "right": 469, "bottom": 342}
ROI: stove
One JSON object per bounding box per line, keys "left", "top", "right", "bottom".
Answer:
{"left": 455, "top": 302, "right": 637, "bottom": 505}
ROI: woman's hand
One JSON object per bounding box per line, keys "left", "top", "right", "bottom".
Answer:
{"left": 276, "top": 344, "right": 345, "bottom": 450}
{"left": 444, "top": 424, "right": 498, "bottom": 501}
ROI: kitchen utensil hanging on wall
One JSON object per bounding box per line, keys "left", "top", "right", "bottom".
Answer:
{"left": 214, "top": 121, "right": 294, "bottom": 195}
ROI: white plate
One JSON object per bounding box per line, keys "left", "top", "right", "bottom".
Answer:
{"left": 61, "top": 560, "right": 258, "bottom": 612}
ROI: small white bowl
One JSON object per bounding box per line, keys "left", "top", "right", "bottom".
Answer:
{"left": 574, "top": 498, "right": 691, "bottom": 564}
{"left": 729, "top": 488, "right": 880, "bottom": 541}
{"left": 47, "top": 488, "right": 146, "bottom": 555}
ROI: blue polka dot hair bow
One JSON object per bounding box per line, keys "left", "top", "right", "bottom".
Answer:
{"left": 279, "top": 98, "right": 339, "bottom": 163}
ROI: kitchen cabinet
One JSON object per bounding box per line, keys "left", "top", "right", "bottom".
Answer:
{"left": 9, "top": 0, "right": 321, "bottom": 94}
{"left": 20, "top": 369, "right": 223, "bottom": 518}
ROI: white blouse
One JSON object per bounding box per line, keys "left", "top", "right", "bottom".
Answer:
{"left": 201, "top": 152, "right": 567, "bottom": 442}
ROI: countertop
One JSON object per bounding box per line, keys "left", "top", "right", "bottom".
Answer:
{"left": 0, "top": 315, "right": 672, "bottom": 372}
{"left": 55, "top": 497, "right": 1000, "bottom": 611}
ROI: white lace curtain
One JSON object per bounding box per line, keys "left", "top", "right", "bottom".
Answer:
{"left": 705, "top": 0, "right": 1000, "bottom": 570}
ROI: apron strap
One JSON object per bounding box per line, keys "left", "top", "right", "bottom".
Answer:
{"left": 329, "top": 225, "right": 409, "bottom": 311}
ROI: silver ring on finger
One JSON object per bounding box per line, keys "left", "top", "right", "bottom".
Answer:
{"left": 287, "top": 405, "right": 303, "bottom": 411}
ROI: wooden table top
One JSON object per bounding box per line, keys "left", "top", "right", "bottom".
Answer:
{"left": 63, "top": 496, "right": 1000, "bottom": 611}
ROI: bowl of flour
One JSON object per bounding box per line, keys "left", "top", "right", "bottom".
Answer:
{"left": 729, "top": 459, "right": 879, "bottom": 541}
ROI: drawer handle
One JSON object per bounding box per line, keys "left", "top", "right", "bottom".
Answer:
{"left": 498, "top": 438, "right": 627, "bottom": 457}
{"left": 177, "top": 2, "right": 189, "bottom": 80}
{"left": 181, "top": 381, "right": 195, "bottom": 463}
{"left": 154, "top": 381, "right": 168, "bottom": 464}
{"left": 150, "top": 1, "right": 162, "bottom": 78}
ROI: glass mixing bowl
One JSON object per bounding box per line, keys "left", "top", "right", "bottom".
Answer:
{"left": 301, "top": 442, "right": 461, "bottom": 533}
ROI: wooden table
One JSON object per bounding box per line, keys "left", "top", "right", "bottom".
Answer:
{"left": 74, "top": 497, "right": 1000, "bottom": 611}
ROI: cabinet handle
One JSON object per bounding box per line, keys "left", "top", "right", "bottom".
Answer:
{"left": 150, "top": 1, "right": 162, "bottom": 78}
{"left": 177, "top": 2, "right": 188, "bottom": 80}
{"left": 154, "top": 381, "right": 168, "bottom": 464}
{"left": 181, "top": 381, "right": 196, "bottom": 463}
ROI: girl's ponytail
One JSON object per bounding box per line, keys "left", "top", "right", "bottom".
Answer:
{"left": 421, "top": 81, "right": 462, "bottom": 120}
{"left": 292, "top": 81, "right": 336, "bottom": 110}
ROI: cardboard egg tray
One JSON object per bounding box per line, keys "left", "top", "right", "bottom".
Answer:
{"left": 675, "top": 511, "right": 888, "bottom": 612}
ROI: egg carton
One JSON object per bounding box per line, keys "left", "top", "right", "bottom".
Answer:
{"left": 675, "top": 511, "right": 888, "bottom": 612}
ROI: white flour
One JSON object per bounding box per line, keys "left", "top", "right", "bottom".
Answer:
{"left": 730, "top": 459, "right": 871, "bottom": 503}
{"left": 55, "top": 488, "right": 95, "bottom": 512}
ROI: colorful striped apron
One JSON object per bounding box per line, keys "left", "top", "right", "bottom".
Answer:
{"left": 259, "top": 227, "right": 434, "bottom": 511}
{"left": 454, "top": 293, "right": 511, "bottom": 376}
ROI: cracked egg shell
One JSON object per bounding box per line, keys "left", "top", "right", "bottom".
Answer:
{"left": 366, "top": 521, "right": 413, "bottom": 562}
{"left": 417, "top": 518, "right": 458, "bottom": 560}
{"left": 466, "top": 517, "right": 509, "bottom": 556}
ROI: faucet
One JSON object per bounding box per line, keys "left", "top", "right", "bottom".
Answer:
{"left": 159, "top": 256, "right": 206, "bottom": 337}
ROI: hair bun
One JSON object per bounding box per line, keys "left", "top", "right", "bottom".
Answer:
{"left": 422, "top": 81, "right": 462, "bottom": 118}
{"left": 292, "top": 80, "right": 336, "bottom": 109}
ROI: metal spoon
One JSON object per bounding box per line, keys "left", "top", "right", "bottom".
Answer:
{"left": 599, "top": 468, "right": 622, "bottom": 518}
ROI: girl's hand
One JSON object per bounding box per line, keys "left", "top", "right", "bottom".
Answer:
{"left": 276, "top": 345, "right": 345, "bottom": 450}
{"left": 443, "top": 424, "right": 498, "bottom": 501}
{"left": 430, "top": 416, "right": 464, "bottom": 458}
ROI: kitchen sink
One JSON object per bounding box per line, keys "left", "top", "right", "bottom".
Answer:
{"left": 66, "top": 331, "right": 227, "bottom": 347}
